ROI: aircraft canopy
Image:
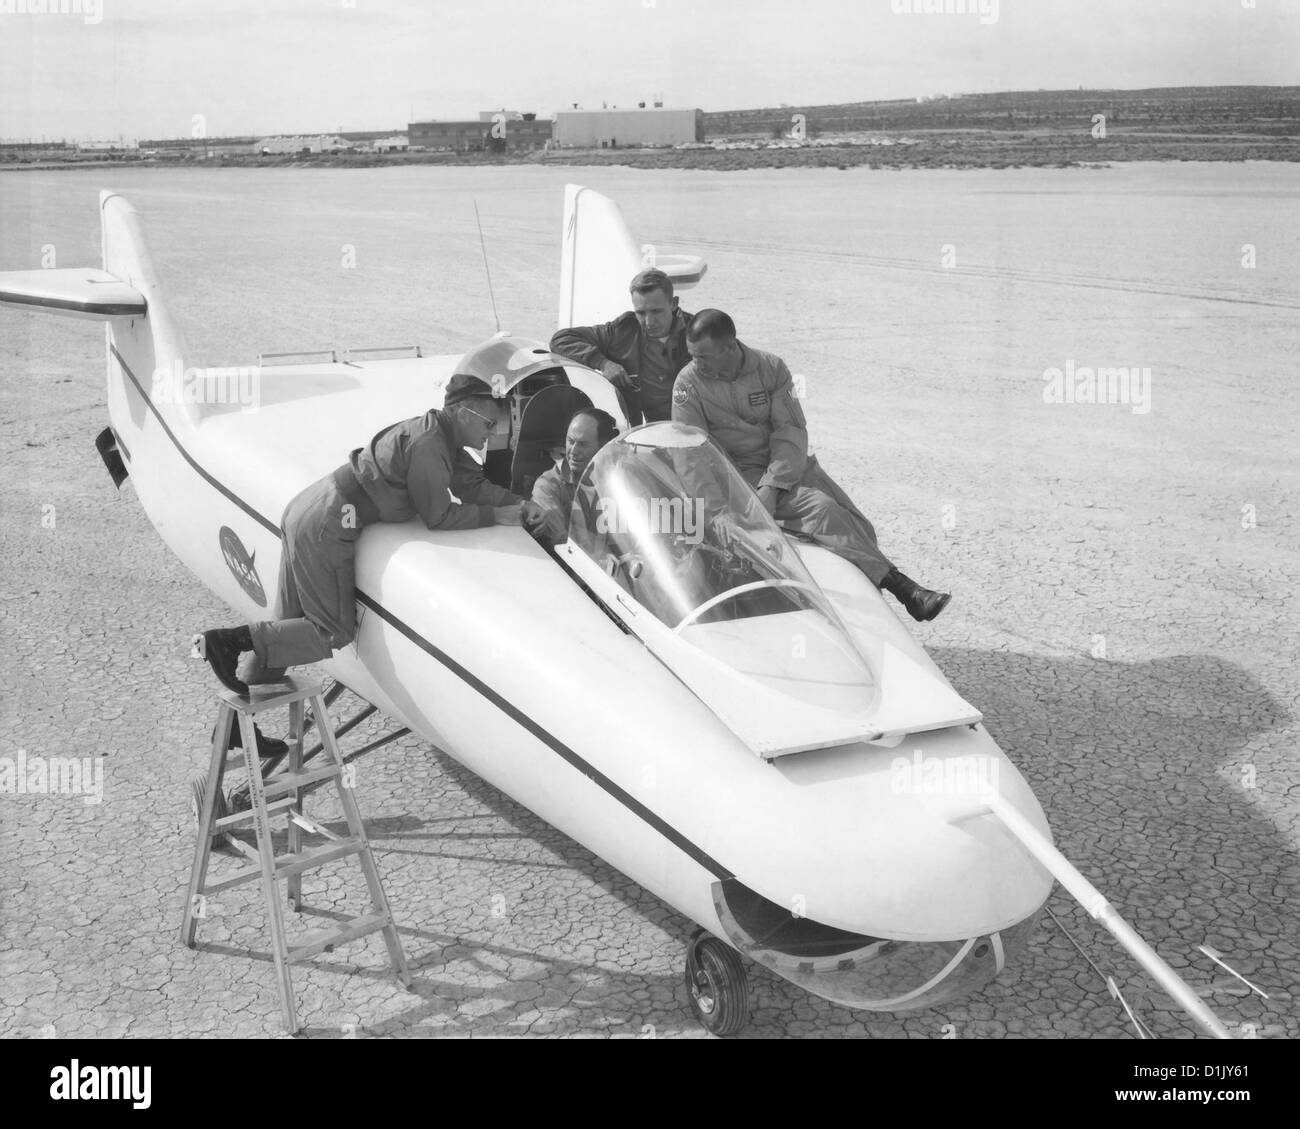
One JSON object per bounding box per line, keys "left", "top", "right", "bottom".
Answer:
{"left": 567, "top": 423, "right": 882, "bottom": 753}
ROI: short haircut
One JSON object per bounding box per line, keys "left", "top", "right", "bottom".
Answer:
{"left": 569, "top": 407, "right": 619, "bottom": 446}
{"left": 685, "top": 309, "right": 737, "bottom": 344}
{"left": 629, "top": 268, "right": 674, "bottom": 301}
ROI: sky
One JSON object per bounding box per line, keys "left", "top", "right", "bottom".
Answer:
{"left": 0, "top": 0, "right": 1297, "bottom": 141}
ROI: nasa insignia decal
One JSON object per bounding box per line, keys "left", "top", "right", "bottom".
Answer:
{"left": 218, "top": 526, "right": 267, "bottom": 607}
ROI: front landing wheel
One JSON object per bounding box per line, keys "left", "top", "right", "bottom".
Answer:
{"left": 685, "top": 931, "right": 749, "bottom": 1036}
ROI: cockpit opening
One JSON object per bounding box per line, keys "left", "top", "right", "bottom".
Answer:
{"left": 451, "top": 335, "right": 591, "bottom": 495}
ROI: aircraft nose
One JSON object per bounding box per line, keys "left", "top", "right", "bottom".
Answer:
{"left": 711, "top": 878, "right": 1044, "bottom": 1013}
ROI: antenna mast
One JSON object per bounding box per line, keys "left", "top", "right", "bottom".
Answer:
{"left": 473, "top": 201, "right": 501, "bottom": 334}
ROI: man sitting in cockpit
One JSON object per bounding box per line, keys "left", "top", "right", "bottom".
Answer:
{"left": 529, "top": 408, "right": 619, "bottom": 546}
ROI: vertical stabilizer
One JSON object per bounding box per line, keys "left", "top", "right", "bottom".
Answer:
{"left": 557, "top": 184, "right": 644, "bottom": 330}
{"left": 99, "top": 189, "right": 195, "bottom": 426}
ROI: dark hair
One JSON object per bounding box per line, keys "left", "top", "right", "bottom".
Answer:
{"left": 629, "top": 268, "right": 674, "bottom": 301}
{"left": 569, "top": 407, "right": 619, "bottom": 446}
{"left": 685, "top": 308, "right": 736, "bottom": 344}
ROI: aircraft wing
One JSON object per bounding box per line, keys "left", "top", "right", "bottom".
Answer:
{"left": 0, "top": 268, "right": 147, "bottom": 320}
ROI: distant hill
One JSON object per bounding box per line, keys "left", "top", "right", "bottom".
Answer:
{"left": 703, "top": 86, "right": 1300, "bottom": 138}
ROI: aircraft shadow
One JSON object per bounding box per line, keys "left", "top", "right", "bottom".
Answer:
{"left": 311, "top": 647, "right": 1296, "bottom": 1037}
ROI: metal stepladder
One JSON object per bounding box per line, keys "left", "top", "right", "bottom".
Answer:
{"left": 180, "top": 675, "right": 410, "bottom": 1033}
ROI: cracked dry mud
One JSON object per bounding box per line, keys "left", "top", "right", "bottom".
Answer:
{"left": 1, "top": 164, "right": 1296, "bottom": 1038}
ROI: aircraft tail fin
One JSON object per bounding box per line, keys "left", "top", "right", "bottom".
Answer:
{"left": 557, "top": 184, "right": 644, "bottom": 330}
{"left": 97, "top": 190, "right": 193, "bottom": 422}
{"left": 557, "top": 183, "right": 708, "bottom": 331}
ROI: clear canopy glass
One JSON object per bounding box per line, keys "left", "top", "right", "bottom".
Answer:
{"left": 568, "top": 423, "right": 877, "bottom": 714}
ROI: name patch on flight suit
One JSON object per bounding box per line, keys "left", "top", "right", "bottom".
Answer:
{"left": 747, "top": 390, "right": 769, "bottom": 408}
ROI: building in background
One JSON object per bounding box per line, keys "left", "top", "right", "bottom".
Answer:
{"left": 408, "top": 117, "right": 552, "bottom": 152}
{"left": 76, "top": 139, "right": 139, "bottom": 153}
{"left": 552, "top": 107, "right": 703, "bottom": 148}
{"left": 258, "top": 135, "right": 352, "bottom": 155}
{"left": 135, "top": 136, "right": 258, "bottom": 158}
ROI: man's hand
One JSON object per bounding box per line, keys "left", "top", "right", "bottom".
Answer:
{"left": 541, "top": 508, "right": 568, "bottom": 542}
{"left": 601, "top": 360, "right": 634, "bottom": 390}
{"left": 493, "top": 504, "right": 523, "bottom": 526}
{"left": 756, "top": 485, "right": 780, "bottom": 517}
{"left": 520, "top": 500, "right": 545, "bottom": 529}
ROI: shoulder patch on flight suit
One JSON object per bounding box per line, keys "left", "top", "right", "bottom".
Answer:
{"left": 673, "top": 384, "right": 691, "bottom": 406}
{"left": 747, "top": 390, "right": 769, "bottom": 408}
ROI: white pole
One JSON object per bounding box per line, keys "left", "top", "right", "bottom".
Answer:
{"left": 972, "top": 790, "right": 1233, "bottom": 1039}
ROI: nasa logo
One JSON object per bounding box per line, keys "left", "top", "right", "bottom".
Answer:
{"left": 218, "top": 526, "right": 267, "bottom": 607}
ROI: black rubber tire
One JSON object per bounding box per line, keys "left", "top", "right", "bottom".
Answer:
{"left": 685, "top": 936, "right": 749, "bottom": 1036}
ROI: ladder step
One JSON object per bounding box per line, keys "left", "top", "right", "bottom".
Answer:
{"left": 216, "top": 676, "right": 322, "bottom": 715}
{"left": 201, "top": 838, "right": 365, "bottom": 895}
{"left": 261, "top": 764, "right": 341, "bottom": 798}
{"left": 286, "top": 913, "right": 391, "bottom": 964}
{"left": 212, "top": 796, "right": 297, "bottom": 832}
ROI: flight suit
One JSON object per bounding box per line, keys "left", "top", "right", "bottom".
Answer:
{"left": 529, "top": 457, "right": 580, "bottom": 545}
{"left": 550, "top": 307, "right": 693, "bottom": 425}
{"left": 671, "top": 343, "right": 894, "bottom": 585}
{"left": 245, "top": 410, "right": 521, "bottom": 674}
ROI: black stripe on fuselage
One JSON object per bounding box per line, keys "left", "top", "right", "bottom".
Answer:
{"left": 110, "top": 344, "right": 734, "bottom": 880}
{"left": 112, "top": 343, "right": 280, "bottom": 538}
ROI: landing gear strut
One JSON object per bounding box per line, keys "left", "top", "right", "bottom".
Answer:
{"left": 685, "top": 929, "right": 749, "bottom": 1036}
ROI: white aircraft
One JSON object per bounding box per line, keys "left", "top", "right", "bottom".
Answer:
{"left": 0, "top": 184, "right": 1232, "bottom": 1037}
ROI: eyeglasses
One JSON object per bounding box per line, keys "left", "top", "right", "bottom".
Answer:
{"left": 462, "top": 404, "right": 497, "bottom": 428}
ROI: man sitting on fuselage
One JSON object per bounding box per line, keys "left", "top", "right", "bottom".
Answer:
{"left": 671, "top": 309, "right": 950, "bottom": 623}
{"left": 550, "top": 268, "right": 693, "bottom": 426}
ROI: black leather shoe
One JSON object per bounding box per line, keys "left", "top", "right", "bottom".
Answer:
{"left": 903, "top": 588, "right": 951, "bottom": 623}
{"left": 216, "top": 722, "right": 288, "bottom": 758}
{"left": 199, "top": 628, "right": 249, "bottom": 696}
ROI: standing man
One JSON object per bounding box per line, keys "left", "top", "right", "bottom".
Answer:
{"left": 550, "top": 268, "right": 693, "bottom": 425}
{"left": 530, "top": 407, "right": 620, "bottom": 544}
{"left": 198, "top": 373, "right": 544, "bottom": 696}
{"left": 671, "top": 310, "right": 950, "bottom": 623}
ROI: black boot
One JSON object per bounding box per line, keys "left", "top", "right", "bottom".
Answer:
{"left": 198, "top": 626, "right": 253, "bottom": 696}
{"left": 215, "top": 721, "right": 288, "bottom": 758}
{"left": 881, "top": 568, "right": 951, "bottom": 623}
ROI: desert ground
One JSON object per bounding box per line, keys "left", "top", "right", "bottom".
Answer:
{"left": 0, "top": 163, "right": 1296, "bottom": 1037}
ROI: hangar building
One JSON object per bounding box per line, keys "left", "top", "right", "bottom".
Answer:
{"left": 552, "top": 108, "right": 703, "bottom": 148}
